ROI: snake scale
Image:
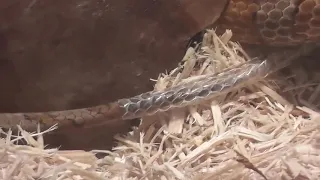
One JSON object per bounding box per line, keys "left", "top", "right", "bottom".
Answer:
{"left": 1, "top": 0, "right": 320, "bottom": 131}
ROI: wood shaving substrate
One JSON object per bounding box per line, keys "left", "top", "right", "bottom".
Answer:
{"left": 1, "top": 30, "right": 320, "bottom": 180}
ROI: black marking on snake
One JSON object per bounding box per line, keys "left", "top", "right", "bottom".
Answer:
{"left": 140, "top": 99, "right": 152, "bottom": 110}
{"left": 198, "top": 89, "right": 210, "bottom": 97}
{"left": 172, "top": 96, "right": 184, "bottom": 105}
{"left": 159, "top": 101, "right": 171, "bottom": 109}
{"left": 166, "top": 92, "right": 176, "bottom": 102}
{"left": 127, "top": 103, "right": 139, "bottom": 113}
{"left": 210, "top": 83, "right": 224, "bottom": 93}
{"left": 153, "top": 95, "right": 164, "bottom": 106}
{"left": 185, "top": 93, "right": 196, "bottom": 101}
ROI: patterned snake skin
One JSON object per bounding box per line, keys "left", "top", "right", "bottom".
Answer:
{"left": 1, "top": 0, "right": 320, "bottom": 131}
{"left": 216, "top": 0, "right": 320, "bottom": 46}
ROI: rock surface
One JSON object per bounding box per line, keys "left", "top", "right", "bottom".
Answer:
{"left": 0, "top": 0, "right": 227, "bottom": 149}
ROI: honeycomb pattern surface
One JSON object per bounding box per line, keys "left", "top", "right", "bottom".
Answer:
{"left": 216, "top": 0, "right": 320, "bottom": 46}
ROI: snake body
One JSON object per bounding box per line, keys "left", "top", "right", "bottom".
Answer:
{"left": 216, "top": 0, "right": 320, "bottom": 45}
{"left": 1, "top": 0, "right": 319, "bottom": 131}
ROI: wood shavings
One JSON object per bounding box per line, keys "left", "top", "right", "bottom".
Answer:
{"left": 188, "top": 106, "right": 205, "bottom": 126}
{"left": 257, "top": 82, "right": 291, "bottom": 106}
{"left": 167, "top": 108, "right": 187, "bottom": 134}
{"left": 211, "top": 102, "right": 226, "bottom": 135}
{"left": 1, "top": 29, "right": 320, "bottom": 179}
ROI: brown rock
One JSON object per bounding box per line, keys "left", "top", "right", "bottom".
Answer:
{"left": 0, "top": 0, "right": 228, "bottom": 150}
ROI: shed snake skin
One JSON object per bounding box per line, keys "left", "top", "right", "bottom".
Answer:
{"left": 1, "top": 0, "right": 320, "bottom": 131}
